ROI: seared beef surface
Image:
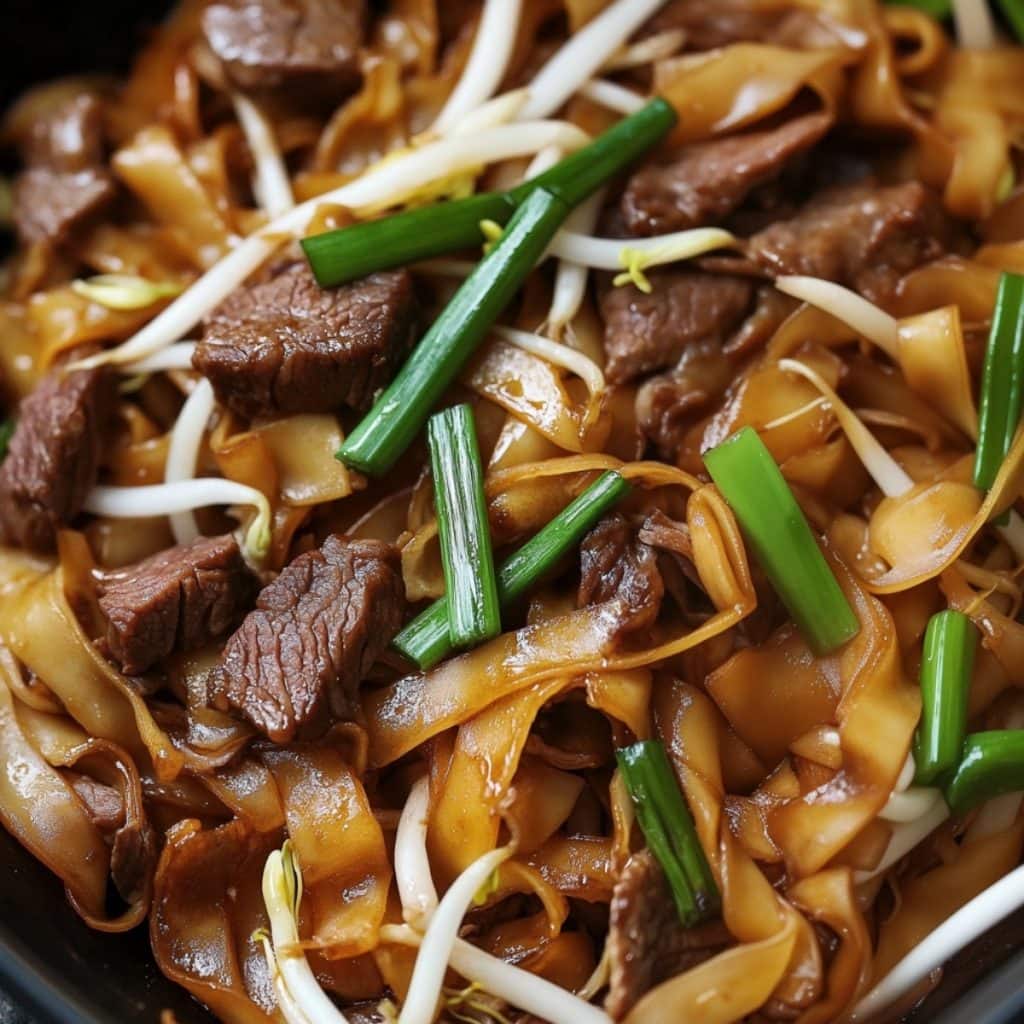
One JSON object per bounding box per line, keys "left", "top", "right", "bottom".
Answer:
{"left": 213, "top": 535, "right": 404, "bottom": 743}
{"left": 620, "top": 111, "right": 832, "bottom": 237}
{"left": 0, "top": 364, "right": 114, "bottom": 553}
{"left": 99, "top": 534, "right": 258, "bottom": 676}
{"left": 194, "top": 263, "right": 419, "bottom": 419}
{"left": 579, "top": 514, "right": 664, "bottom": 635}
{"left": 12, "top": 93, "right": 116, "bottom": 247}
{"left": 599, "top": 271, "right": 754, "bottom": 384}
{"left": 739, "top": 180, "right": 955, "bottom": 303}
{"left": 202, "top": 0, "right": 366, "bottom": 93}
{"left": 606, "top": 849, "right": 731, "bottom": 1019}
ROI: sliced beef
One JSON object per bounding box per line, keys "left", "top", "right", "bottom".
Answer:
{"left": 645, "top": 0, "right": 855, "bottom": 52}
{"left": 213, "top": 535, "right": 404, "bottom": 743}
{"left": 98, "top": 534, "right": 258, "bottom": 676}
{"left": 0, "top": 364, "right": 115, "bottom": 553}
{"left": 599, "top": 271, "right": 753, "bottom": 384}
{"left": 194, "top": 263, "right": 419, "bottom": 419}
{"left": 12, "top": 93, "right": 116, "bottom": 247}
{"left": 579, "top": 514, "right": 663, "bottom": 635}
{"left": 741, "top": 181, "right": 955, "bottom": 303}
{"left": 68, "top": 774, "right": 125, "bottom": 831}
{"left": 621, "top": 112, "right": 832, "bottom": 237}
{"left": 202, "top": 0, "right": 366, "bottom": 94}
{"left": 606, "top": 849, "right": 731, "bottom": 1019}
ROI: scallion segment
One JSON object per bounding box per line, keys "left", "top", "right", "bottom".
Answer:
{"left": 996, "top": 0, "right": 1024, "bottom": 41}
{"left": 302, "top": 191, "right": 514, "bottom": 288}
{"left": 945, "top": 731, "right": 1024, "bottom": 814}
{"left": 882, "top": 0, "right": 951, "bottom": 16}
{"left": 393, "top": 470, "right": 629, "bottom": 669}
{"left": 973, "top": 272, "right": 1024, "bottom": 492}
{"left": 0, "top": 419, "right": 14, "bottom": 461}
{"left": 703, "top": 426, "right": 860, "bottom": 656}
{"left": 428, "top": 404, "right": 501, "bottom": 649}
{"left": 913, "top": 610, "right": 978, "bottom": 786}
{"left": 337, "top": 188, "right": 570, "bottom": 477}
{"left": 616, "top": 740, "right": 719, "bottom": 926}
{"left": 301, "top": 98, "right": 676, "bottom": 287}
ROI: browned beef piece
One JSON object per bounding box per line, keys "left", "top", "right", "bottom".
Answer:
{"left": 193, "top": 263, "right": 419, "bottom": 419}
{"left": 213, "top": 536, "right": 404, "bottom": 742}
{"left": 12, "top": 93, "right": 116, "bottom": 247}
{"left": 68, "top": 774, "right": 125, "bottom": 831}
{"left": 579, "top": 514, "right": 664, "bottom": 634}
{"left": 645, "top": 0, "right": 852, "bottom": 51}
{"left": 98, "top": 534, "right": 258, "bottom": 675}
{"left": 742, "top": 181, "right": 954, "bottom": 303}
{"left": 599, "top": 271, "right": 753, "bottom": 384}
{"left": 0, "top": 364, "right": 114, "bottom": 553}
{"left": 202, "top": 0, "right": 366, "bottom": 93}
{"left": 621, "top": 112, "right": 832, "bottom": 237}
{"left": 606, "top": 849, "right": 731, "bottom": 1019}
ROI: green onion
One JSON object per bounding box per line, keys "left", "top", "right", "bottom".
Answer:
{"left": 913, "top": 610, "right": 978, "bottom": 786}
{"left": 427, "top": 404, "right": 501, "bottom": 649}
{"left": 616, "top": 740, "right": 719, "bottom": 926}
{"left": 996, "top": 0, "right": 1024, "bottom": 41}
{"left": 973, "top": 272, "right": 1024, "bottom": 492}
{"left": 393, "top": 470, "right": 629, "bottom": 669}
{"left": 703, "top": 426, "right": 860, "bottom": 656}
{"left": 882, "top": 0, "right": 951, "bottom": 16}
{"left": 337, "top": 188, "right": 570, "bottom": 477}
{"left": 302, "top": 192, "right": 514, "bottom": 288}
{"left": 301, "top": 98, "right": 677, "bottom": 287}
{"left": 0, "top": 419, "right": 14, "bottom": 461}
{"left": 945, "top": 731, "right": 1024, "bottom": 814}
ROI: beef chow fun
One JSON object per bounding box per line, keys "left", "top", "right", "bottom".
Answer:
{"left": 5, "top": 0, "right": 1024, "bottom": 1021}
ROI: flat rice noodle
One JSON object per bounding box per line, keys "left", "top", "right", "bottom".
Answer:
{"left": 400, "top": 520, "right": 444, "bottom": 602}
{"left": 466, "top": 340, "right": 589, "bottom": 453}
{"left": 28, "top": 286, "right": 157, "bottom": 367}
{"left": 872, "top": 818, "right": 1024, "bottom": 981}
{"left": 151, "top": 818, "right": 278, "bottom": 1024}
{"left": 654, "top": 44, "right": 853, "bottom": 144}
{"left": 882, "top": 4, "right": 949, "bottom": 77}
{"left": 260, "top": 744, "right": 391, "bottom": 958}
{"left": 585, "top": 669, "right": 652, "bottom": 740}
{"left": 0, "top": 302, "right": 43, "bottom": 398}
{"left": 787, "top": 869, "right": 872, "bottom": 1024}
{"left": 0, "top": 676, "right": 111, "bottom": 927}
{"left": 0, "top": 555, "right": 183, "bottom": 777}
{"left": 112, "top": 125, "right": 236, "bottom": 269}
{"left": 889, "top": 257, "right": 1001, "bottom": 323}
{"left": 210, "top": 414, "right": 278, "bottom": 498}
{"left": 768, "top": 560, "right": 920, "bottom": 877}
{"left": 897, "top": 306, "right": 977, "bottom": 440}
{"left": 204, "top": 758, "right": 287, "bottom": 834}
{"left": 108, "top": 433, "right": 171, "bottom": 486}
{"left": 373, "top": 0, "right": 438, "bottom": 77}
{"left": 365, "top": 483, "right": 753, "bottom": 766}
{"left": 501, "top": 759, "right": 585, "bottom": 854}
{"left": 78, "top": 222, "right": 195, "bottom": 281}
{"left": 254, "top": 414, "right": 355, "bottom": 506}
{"left": 525, "top": 835, "right": 615, "bottom": 902}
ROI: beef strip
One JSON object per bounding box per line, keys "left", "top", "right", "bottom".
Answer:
{"left": 0, "top": 364, "right": 115, "bottom": 553}
{"left": 202, "top": 0, "right": 366, "bottom": 94}
{"left": 606, "top": 849, "right": 731, "bottom": 1019}
{"left": 739, "top": 181, "right": 955, "bottom": 304}
{"left": 68, "top": 774, "right": 125, "bottom": 831}
{"left": 213, "top": 535, "right": 404, "bottom": 742}
{"left": 620, "top": 112, "right": 832, "bottom": 237}
{"left": 12, "top": 93, "right": 116, "bottom": 247}
{"left": 98, "top": 534, "right": 258, "bottom": 676}
{"left": 599, "top": 270, "right": 753, "bottom": 384}
{"left": 578, "top": 514, "right": 664, "bottom": 634}
{"left": 194, "top": 263, "right": 419, "bottom": 419}
{"left": 645, "top": 0, "right": 856, "bottom": 52}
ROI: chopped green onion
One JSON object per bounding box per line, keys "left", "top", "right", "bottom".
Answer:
{"left": 616, "top": 740, "right": 719, "bottom": 926}
{"left": 394, "top": 470, "right": 630, "bottom": 669}
{"left": 882, "top": 0, "right": 951, "bottom": 16}
{"left": 913, "top": 610, "right": 978, "bottom": 786}
{"left": 301, "top": 98, "right": 676, "bottom": 287}
{"left": 428, "top": 404, "right": 501, "bottom": 649}
{"left": 996, "top": 0, "right": 1024, "bottom": 41}
{"left": 0, "top": 419, "right": 14, "bottom": 461}
{"left": 302, "top": 191, "right": 513, "bottom": 288}
{"left": 973, "top": 272, "right": 1024, "bottom": 492}
{"left": 338, "top": 188, "right": 570, "bottom": 477}
{"left": 703, "top": 426, "right": 860, "bottom": 656}
{"left": 945, "top": 731, "right": 1024, "bottom": 814}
